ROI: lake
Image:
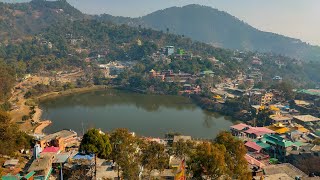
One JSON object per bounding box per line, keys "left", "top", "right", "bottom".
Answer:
{"left": 40, "top": 89, "right": 234, "bottom": 138}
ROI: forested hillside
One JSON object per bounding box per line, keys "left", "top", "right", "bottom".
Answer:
{"left": 1, "top": 0, "right": 320, "bottom": 102}
{"left": 96, "top": 4, "right": 320, "bottom": 61}
{"left": 0, "top": 0, "right": 84, "bottom": 42}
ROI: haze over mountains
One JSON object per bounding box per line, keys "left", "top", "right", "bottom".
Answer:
{"left": 1, "top": 0, "right": 320, "bottom": 61}
{"left": 97, "top": 4, "right": 320, "bottom": 61}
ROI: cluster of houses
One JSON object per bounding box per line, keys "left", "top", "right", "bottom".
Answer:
{"left": 1, "top": 124, "right": 319, "bottom": 179}
{"left": 2, "top": 130, "right": 82, "bottom": 180}
{"left": 230, "top": 114, "right": 320, "bottom": 179}
{"left": 98, "top": 61, "right": 136, "bottom": 78}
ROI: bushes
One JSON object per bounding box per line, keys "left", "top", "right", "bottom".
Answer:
{"left": 0, "top": 101, "right": 12, "bottom": 111}
{"left": 22, "top": 115, "right": 29, "bottom": 121}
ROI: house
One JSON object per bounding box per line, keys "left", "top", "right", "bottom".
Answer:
{"left": 250, "top": 91, "right": 273, "bottom": 105}
{"left": 180, "top": 84, "right": 201, "bottom": 95}
{"left": 251, "top": 57, "right": 262, "bottom": 66}
{"left": 2, "top": 172, "right": 36, "bottom": 180}
{"left": 3, "top": 159, "right": 19, "bottom": 168}
{"left": 230, "top": 123, "right": 250, "bottom": 136}
{"left": 173, "top": 135, "right": 191, "bottom": 143}
{"left": 245, "top": 141, "right": 263, "bottom": 152}
{"left": 243, "top": 127, "right": 275, "bottom": 139}
{"left": 245, "top": 153, "right": 269, "bottom": 168}
{"left": 259, "top": 163, "right": 309, "bottom": 180}
{"left": 169, "top": 156, "right": 188, "bottom": 168}
{"left": 272, "top": 76, "right": 282, "bottom": 82}
{"left": 149, "top": 69, "right": 165, "bottom": 81}
{"left": 165, "top": 46, "right": 174, "bottom": 56}
{"left": 41, "top": 146, "right": 60, "bottom": 154}
{"left": 37, "top": 130, "right": 78, "bottom": 151}
{"left": 290, "top": 124, "right": 310, "bottom": 134}
{"left": 293, "top": 115, "right": 320, "bottom": 126}
{"left": 200, "top": 70, "right": 214, "bottom": 77}
{"left": 267, "top": 123, "right": 290, "bottom": 134}
{"left": 28, "top": 155, "right": 54, "bottom": 180}
{"left": 269, "top": 114, "right": 292, "bottom": 124}
{"left": 230, "top": 123, "right": 274, "bottom": 139}
{"left": 260, "top": 134, "right": 295, "bottom": 159}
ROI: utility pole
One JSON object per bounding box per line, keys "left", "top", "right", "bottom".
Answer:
{"left": 60, "top": 162, "right": 63, "bottom": 180}
{"left": 95, "top": 154, "right": 97, "bottom": 180}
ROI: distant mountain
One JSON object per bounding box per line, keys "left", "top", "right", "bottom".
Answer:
{"left": 0, "top": 0, "right": 85, "bottom": 41}
{"left": 96, "top": 4, "right": 320, "bottom": 61}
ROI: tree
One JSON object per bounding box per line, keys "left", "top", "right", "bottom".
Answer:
{"left": 79, "top": 129, "right": 112, "bottom": 159}
{"left": 272, "top": 81, "right": 295, "bottom": 100}
{"left": 0, "top": 110, "right": 32, "bottom": 155}
{"left": 0, "top": 110, "right": 11, "bottom": 124}
{"left": 110, "top": 128, "right": 139, "bottom": 179}
{"left": 141, "top": 141, "right": 169, "bottom": 178}
{"left": 172, "top": 139, "right": 194, "bottom": 159}
{"left": 215, "top": 131, "right": 251, "bottom": 180}
{"left": 188, "top": 142, "right": 227, "bottom": 179}
{"left": 0, "top": 60, "right": 16, "bottom": 100}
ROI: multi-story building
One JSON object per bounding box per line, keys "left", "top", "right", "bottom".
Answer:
{"left": 36, "top": 130, "right": 78, "bottom": 151}
{"left": 165, "top": 46, "right": 175, "bottom": 56}
{"left": 250, "top": 91, "right": 273, "bottom": 105}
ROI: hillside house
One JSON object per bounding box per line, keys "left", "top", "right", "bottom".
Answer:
{"left": 36, "top": 130, "right": 78, "bottom": 151}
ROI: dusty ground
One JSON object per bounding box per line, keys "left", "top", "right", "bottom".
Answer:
{"left": 96, "top": 158, "right": 119, "bottom": 180}
{"left": 9, "top": 73, "right": 84, "bottom": 134}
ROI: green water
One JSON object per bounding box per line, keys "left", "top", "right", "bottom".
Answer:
{"left": 40, "top": 89, "right": 233, "bottom": 138}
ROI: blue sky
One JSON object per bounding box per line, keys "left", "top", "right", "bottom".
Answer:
{"left": 3, "top": 0, "right": 320, "bottom": 45}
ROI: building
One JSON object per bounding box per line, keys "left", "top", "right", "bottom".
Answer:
{"left": 173, "top": 135, "right": 191, "bottom": 143}
{"left": 267, "top": 123, "right": 290, "bottom": 134}
{"left": 269, "top": 115, "right": 292, "bottom": 124}
{"left": 165, "top": 46, "right": 175, "bottom": 56}
{"left": 272, "top": 76, "right": 282, "bottom": 82}
{"left": 149, "top": 69, "right": 165, "bottom": 81}
{"left": 180, "top": 84, "right": 201, "bottom": 95}
{"left": 28, "top": 155, "right": 53, "bottom": 180}
{"left": 230, "top": 123, "right": 274, "bottom": 139}
{"left": 260, "top": 134, "right": 295, "bottom": 159}
{"left": 230, "top": 123, "right": 250, "bottom": 136}
{"left": 251, "top": 56, "right": 262, "bottom": 66}
{"left": 243, "top": 127, "right": 275, "bottom": 139}
{"left": 245, "top": 141, "right": 263, "bottom": 153}
{"left": 250, "top": 91, "right": 273, "bottom": 105}
{"left": 2, "top": 172, "right": 35, "bottom": 180}
{"left": 293, "top": 115, "right": 320, "bottom": 126}
{"left": 200, "top": 70, "right": 214, "bottom": 77}
{"left": 259, "top": 163, "right": 309, "bottom": 180}
{"left": 3, "top": 159, "right": 19, "bottom": 168}
{"left": 37, "top": 130, "right": 78, "bottom": 151}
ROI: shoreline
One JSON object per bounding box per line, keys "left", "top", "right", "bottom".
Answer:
{"left": 20, "top": 85, "right": 236, "bottom": 135}
{"left": 10, "top": 85, "right": 108, "bottom": 135}
{"left": 33, "top": 85, "right": 108, "bottom": 134}
{"left": 36, "top": 85, "right": 107, "bottom": 102}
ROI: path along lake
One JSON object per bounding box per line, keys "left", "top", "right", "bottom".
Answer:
{"left": 40, "top": 89, "right": 234, "bottom": 138}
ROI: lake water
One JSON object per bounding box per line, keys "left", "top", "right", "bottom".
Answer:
{"left": 40, "top": 89, "right": 234, "bottom": 138}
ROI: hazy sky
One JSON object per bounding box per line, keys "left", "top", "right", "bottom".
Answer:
{"left": 3, "top": 0, "right": 320, "bottom": 45}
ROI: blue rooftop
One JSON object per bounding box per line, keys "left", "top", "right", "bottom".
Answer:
{"left": 73, "top": 153, "right": 94, "bottom": 161}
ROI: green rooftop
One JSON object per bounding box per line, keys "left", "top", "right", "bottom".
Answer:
{"left": 314, "top": 130, "right": 320, "bottom": 136}
{"left": 256, "top": 141, "right": 271, "bottom": 149}
{"left": 297, "top": 89, "right": 320, "bottom": 97}
{"left": 293, "top": 141, "right": 305, "bottom": 147}
{"left": 262, "top": 134, "right": 294, "bottom": 148}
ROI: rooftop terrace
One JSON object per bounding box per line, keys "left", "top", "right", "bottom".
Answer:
{"left": 40, "top": 130, "right": 77, "bottom": 141}
{"left": 293, "top": 115, "right": 320, "bottom": 122}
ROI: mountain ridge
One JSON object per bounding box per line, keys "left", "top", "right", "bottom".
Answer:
{"left": 96, "top": 4, "right": 320, "bottom": 61}
{"left": 0, "top": 1, "right": 319, "bottom": 61}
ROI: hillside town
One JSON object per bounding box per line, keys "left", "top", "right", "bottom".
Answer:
{"left": 1, "top": 1, "right": 320, "bottom": 179}
{"left": 1, "top": 44, "right": 320, "bottom": 179}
